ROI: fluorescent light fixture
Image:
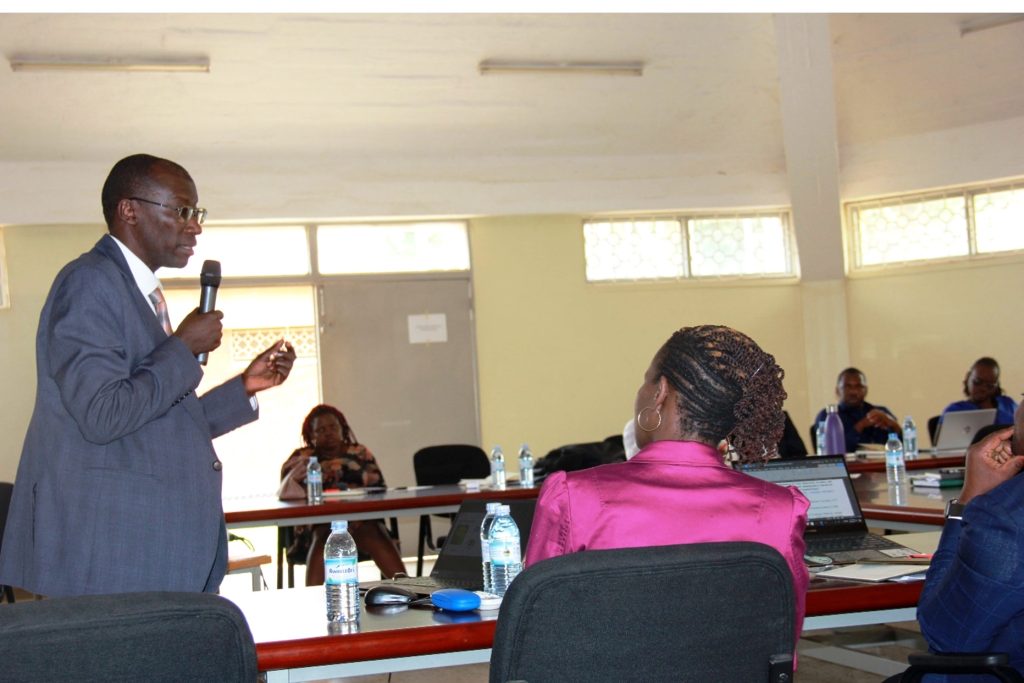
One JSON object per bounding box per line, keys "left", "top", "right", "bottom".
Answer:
{"left": 959, "top": 14, "right": 1024, "bottom": 36}
{"left": 8, "top": 55, "right": 210, "bottom": 73}
{"left": 479, "top": 59, "right": 644, "bottom": 76}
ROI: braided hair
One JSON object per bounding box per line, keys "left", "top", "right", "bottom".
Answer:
{"left": 654, "top": 325, "right": 786, "bottom": 464}
{"left": 300, "top": 404, "right": 358, "bottom": 448}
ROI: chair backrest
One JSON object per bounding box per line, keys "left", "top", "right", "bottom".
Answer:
{"left": 971, "top": 422, "right": 1013, "bottom": 446}
{"left": 0, "top": 591, "right": 258, "bottom": 682}
{"left": 928, "top": 415, "right": 941, "bottom": 445}
{"left": 489, "top": 541, "right": 795, "bottom": 683}
{"left": 413, "top": 445, "right": 489, "bottom": 485}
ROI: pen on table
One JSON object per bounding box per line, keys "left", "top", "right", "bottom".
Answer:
{"left": 909, "top": 553, "right": 933, "bottom": 559}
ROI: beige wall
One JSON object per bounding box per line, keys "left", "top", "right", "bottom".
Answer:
{"left": 2, "top": 218, "right": 1023, "bottom": 481}
{"left": 470, "top": 215, "right": 810, "bottom": 456}
{"left": 0, "top": 224, "right": 105, "bottom": 481}
{"left": 846, "top": 256, "right": 1024, "bottom": 439}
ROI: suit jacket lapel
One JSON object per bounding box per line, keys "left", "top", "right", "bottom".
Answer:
{"left": 96, "top": 235, "right": 209, "bottom": 430}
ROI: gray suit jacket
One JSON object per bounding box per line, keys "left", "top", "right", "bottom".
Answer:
{"left": 0, "top": 235, "right": 256, "bottom": 596}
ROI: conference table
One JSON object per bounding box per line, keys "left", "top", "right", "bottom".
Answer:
{"left": 853, "top": 470, "right": 954, "bottom": 531}
{"left": 223, "top": 483, "right": 540, "bottom": 530}
{"left": 228, "top": 531, "right": 939, "bottom": 682}
{"left": 221, "top": 452, "right": 963, "bottom": 532}
{"left": 845, "top": 451, "right": 965, "bottom": 474}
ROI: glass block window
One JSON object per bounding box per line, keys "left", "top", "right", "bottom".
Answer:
{"left": 161, "top": 225, "right": 310, "bottom": 279}
{"left": 583, "top": 211, "right": 794, "bottom": 282}
{"left": 847, "top": 179, "right": 1024, "bottom": 270}
{"left": 317, "top": 221, "right": 470, "bottom": 275}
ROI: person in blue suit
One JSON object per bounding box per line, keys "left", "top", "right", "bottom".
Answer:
{"left": 813, "top": 368, "right": 901, "bottom": 453}
{"left": 917, "top": 404, "right": 1024, "bottom": 680}
{"left": 0, "top": 154, "right": 296, "bottom": 597}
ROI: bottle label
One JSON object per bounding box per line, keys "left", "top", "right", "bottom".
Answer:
{"left": 489, "top": 538, "right": 521, "bottom": 566}
{"left": 325, "top": 556, "right": 358, "bottom": 586}
{"left": 308, "top": 471, "right": 322, "bottom": 484}
{"left": 480, "top": 537, "right": 491, "bottom": 564}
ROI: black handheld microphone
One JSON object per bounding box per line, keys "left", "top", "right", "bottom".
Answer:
{"left": 197, "top": 259, "right": 221, "bottom": 366}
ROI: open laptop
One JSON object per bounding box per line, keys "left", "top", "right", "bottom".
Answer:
{"left": 367, "top": 498, "right": 536, "bottom": 596}
{"left": 736, "top": 455, "right": 918, "bottom": 564}
{"left": 932, "top": 408, "right": 996, "bottom": 452}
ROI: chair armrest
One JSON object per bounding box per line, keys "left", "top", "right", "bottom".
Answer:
{"left": 902, "top": 651, "right": 1023, "bottom": 683}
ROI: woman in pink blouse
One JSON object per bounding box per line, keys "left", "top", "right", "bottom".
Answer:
{"left": 524, "top": 325, "right": 810, "bottom": 636}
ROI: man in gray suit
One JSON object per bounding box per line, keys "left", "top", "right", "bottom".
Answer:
{"left": 0, "top": 154, "right": 297, "bottom": 597}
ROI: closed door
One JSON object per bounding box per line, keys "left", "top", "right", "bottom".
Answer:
{"left": 317, "top": 277, "right": 480, "bottom": 493}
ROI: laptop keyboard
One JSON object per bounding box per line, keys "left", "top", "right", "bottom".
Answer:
{"left": 387, "top": 575, "right": 480, "bottom": 590}
{"left": 807, "top": 533, "right": 904, "bottom": 554}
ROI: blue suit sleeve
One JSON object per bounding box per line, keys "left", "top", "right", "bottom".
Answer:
{"left": 48, "top": 265, "right": 203, "bottom": 445}
{"left": 918, "top": 486, "right": 1024, "bottom": 653}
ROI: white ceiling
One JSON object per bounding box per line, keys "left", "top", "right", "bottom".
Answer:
{"left": 0, "top": 13, "right": 1022, "bottom": 223}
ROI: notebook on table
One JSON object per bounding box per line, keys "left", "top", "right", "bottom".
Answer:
{"left": 736, "top": 455, "right": 918, "bottom": 564}
{"left": 932, "top": 408, "right": 996, "bottom": 453}
{"left": 366, "top": 498, "right": 536, "bottom": 596}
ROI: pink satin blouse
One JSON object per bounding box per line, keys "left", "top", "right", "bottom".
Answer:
{"left": 524, "top": 439, "right": 810, "bottom": 638}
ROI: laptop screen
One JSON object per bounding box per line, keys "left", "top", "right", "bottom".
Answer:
{"left": 736, "top": 456, "right": 867, "bottom": 535}
{"left": 432, "top": 498, "right": 536, "bottom": 580}
{"left": 935, "top": 408, "right": 996, "bottom": 451}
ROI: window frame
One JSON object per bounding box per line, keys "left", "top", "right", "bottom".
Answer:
{"left": 845, "top": 177, "right": 1024, "bottom": 274}
{"left": 582, "top": 208, "right": 798, "bottom": 284}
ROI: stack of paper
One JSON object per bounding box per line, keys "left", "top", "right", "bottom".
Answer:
{"left": 817, "top": 563, "right": 928, "bottom": 583}
{"left": 910, "top": 469, "right": 965, "bottom": 488}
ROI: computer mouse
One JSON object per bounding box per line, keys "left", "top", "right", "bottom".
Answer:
{"left": 364, "top": 584, "right": 420, "bottom": 606}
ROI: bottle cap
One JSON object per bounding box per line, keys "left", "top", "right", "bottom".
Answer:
{"left": 486, "top": 502, "right": 501, "bottom": 513}
{"left": 888, "top": 432, "right": 899, "bottom": 440}
{"left": 331, "top": 520, "right": 348, "bottom": 532}
{"left": 309, "top": 456, "right": 318, "bottom": 463}
{"left": 499, "top": 504, "right": 511, "bottom": 515}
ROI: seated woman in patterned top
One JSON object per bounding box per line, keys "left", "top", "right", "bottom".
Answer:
{"left": 280, "top": 404, "right": 406, "bottom": 584}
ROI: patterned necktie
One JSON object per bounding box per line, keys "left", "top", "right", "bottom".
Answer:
{"left": 148, "top": 288, "right": 173, "bottom": 336}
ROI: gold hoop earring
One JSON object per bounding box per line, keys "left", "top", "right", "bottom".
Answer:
{"left": 637, "top": 406, "right": 662, "bottom": 432}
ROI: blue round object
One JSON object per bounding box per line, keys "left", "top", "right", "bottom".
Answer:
{"left": 431, "top": 588, "right": 482, "bottom": 612}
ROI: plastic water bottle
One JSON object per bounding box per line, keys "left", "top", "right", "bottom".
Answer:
{"left": 902, "top": 416, "right": 918, "bottom": 460}
{"left": 490, "top": 445, "right": 506, "bottom": 490}
{"left": 307, "top": 456, "right": 323, "bottom": 504}
{"left": 479, "top": 502, "right": 501, "bottom": 594}
{"left": 815, "top": 421, "right": 826, "bottom": 455}
{"left": 518, "top": 443, "right": 535, "bottom": 488}
{"left": 885, "top": 432, "right": 906, "bottom": 485}
{"left": 325, "top": 520, "right": 359, "bottom": 623}
{"left": 823, "top": 404, "right": 846, "bottom": 455}
{"left": 487, "top": 505, "right": 522, "bottom": 597}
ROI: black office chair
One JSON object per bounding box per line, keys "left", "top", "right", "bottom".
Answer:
{"left": 412, "top": 444, "right": 490, "bottom": 576}
{"left": 883, "top": 652, "right": 1024, "bottom": 682}
{"left": 971, "top": 423, "right": 1014, "bottom": 446}
{"left": 0, "top": 481, "right": 15, "bottom": 603}
{"left": 277, "top": 518, "right": 401, "bottom": 589}
{"left": 928, "top": 415, "right": 942, "bottom": 446}
{"left": 0, "top": 591, "right": 257, "bottom": 681}
{"left": 489, "top": 541, "right": 795, "bottom": 683}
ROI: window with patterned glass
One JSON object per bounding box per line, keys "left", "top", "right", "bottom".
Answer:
{"left": 583, "top": 211, "right": 794, "bottom": 282}
{"left": 317, "top": 221, "right": 469, "bottom": 275}
{"left": 847, "top": 179, "right": 1024, "bottom": 270}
